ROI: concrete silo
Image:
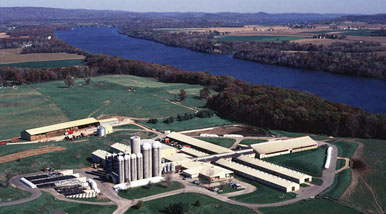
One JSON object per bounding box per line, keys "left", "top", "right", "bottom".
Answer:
{"left": 105, "top": 154, "right": 113, "bottom": 174}
{"left": 124, "top": 153, "right": 131, "bottom": 182}
{"left": 137, "top": 153, "right": 144, "bottom": 180}
{"left": 152, "top": 141, "right": 161, "bottom": 177}
{"left": 117, "top": 155, "right": 125, "bottom": 184}
{"left": 130, "top": 153, "right": 137, "bottom": 181}
{"left": 142, "top": 143, "right": 152, "bottom": 179}
{"left": 112, "top": 154, "right": 119, "bottom": 174}
{"left": 130, "top": 136, "right": 141, "bottom": 155}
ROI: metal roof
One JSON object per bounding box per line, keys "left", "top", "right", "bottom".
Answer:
{"left": 181, "top": 161, "right": 233, "bottom": 178}
{"left": 215, "top": 158, "right": 298, "bottom": 188}
{"left": 92, "top": 149, "right": 112, "bottom": 159}
{"left": 24, "top": 118, "right": 99, "bottom": 136}
{"left": 236, "top": 155, "right": 312, "bottom": 181}
{"left": 167, "top": 132, "right": 233, "bottom": 154}
{"left": 180, "top": 147, "right": 209, "bottom": 157}
{"left": 251, "top": 136, "right": 318, "bottom": 154}
{"left": 110, "top": 143, "right": 131, "bottom": 153}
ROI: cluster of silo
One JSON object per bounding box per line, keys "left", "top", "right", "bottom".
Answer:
{"left": 162, "top": 163, "right": 175, "bottom": 174}
{"left": 104, "top": 136, "right": 162, "bottom": 184}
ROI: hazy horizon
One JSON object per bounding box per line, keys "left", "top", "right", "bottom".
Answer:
{"left": 1, "top": 0, "right": 386, "bottom": 14}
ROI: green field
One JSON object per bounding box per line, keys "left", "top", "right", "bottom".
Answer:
{"left": 239, "top": 139, "right": 267, "bottom": 145}
{"left": 0, "top": 186, "right": 31, "bottom": 204}
{"left": 218, "top": 185, "right": 245, "bottom": 194}
{"left": 265, "top": 146, "right": 327, "bottom": 177}
{"left": 230, "top": 175, "right": 296, "bottom": 204}
{"left": 0, "top": 131, "right": 142, "bottom": 183}
{"left": 140, "top": 115, "right": 233, "bottom": 131}
{"left": 0, "top": 59, "right": 84, "bottom": 68}
{"left": 329, "top": 140, "right": 358, "bottom": 158}
{"left": 336, "top": 159, "right": 346, "bottom": 170}
{"left": 0, "top": 87, "right": 68, "bottom": 139}
{"left": 0, "top": 192, "right": 116, "bottom": 214}
{"left": 341, "top": 29, "right": 374, "bottom": 36}
{"left": 118, "top": 181, "right": 184, "bottom": 199}
{"left": 311, "top": 178, "right": 323, "bottom": 186}
{"left": 196, "top": 137, "right": 235, "bottom": 148}
{"left": 260, "top": 198, "right": 362, "bottom": 214}
{"left": 323, "top": 169, "right": 352, "bottom": 199}
{"left": 346, "top": 138, "right": 386, "bottom": 213}
{"left": 215, "top": 35, "right": 303, "bottom": 42}
{"left": 302, "top": 30, "right": 336, "bottom": 34}
{"left": 113, "top": 124, "right": 143, "bottom": 130}
{"left": 126, "top": 193, "right": 255, "bottom": 214}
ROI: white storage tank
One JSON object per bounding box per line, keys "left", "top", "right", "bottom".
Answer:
{"left": 130, "top": 153, "right": 137, "bottom": 181}
{"left": 137, "top": 153, "right": 144, "bottom": 180}
{"left": 152, "top": 141, "right": 161, "bottom": 177}
{"left": 142, "top": 143, "right": 152, "bottom": 179}
{"left": 117, "top": 155, "right": 125, "bottom": 184}
{"left": 130, "top": 136, "right": 141, "bottom": 154}
{"left": 124, "top": 154, "right": 131, "bottom": 182}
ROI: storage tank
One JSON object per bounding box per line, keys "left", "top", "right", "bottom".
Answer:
{"left": 124, "top": 153, "right": 131, "bottom": 182}
{"left": 130, "top": 136, "right": 141, "bottom": 154}
{"left": 97, "top": 126, "right": 106, "bottom": 137}
{"left": 112, "top": 154, "right": 119, "bottom": 174}
{"left": 87, "top": 179, "right": 100, "bottom": 193}
{"left": 105, "top": 154, "right": 113, "bottom": 174}
{"left": 117, "top": 155, "right": 125, "bottom": 184}
{"left": 152, "top": 141, "right": 161, "bottom": 177}
{"left": 142, "top": 143, "right": 152, "bottom": 179}
{"left": 130, "top": 153, "right": 137, "bottom": 181}
{"left": 137, "top": 153, "right": 144, "bottom": 180}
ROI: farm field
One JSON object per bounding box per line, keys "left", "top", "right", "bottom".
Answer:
{"left": 1, "top": 59, "right": 84, "bottom": 68}
{"left": 0, "top": 87, "right": 68, "bottom": 139}
{"left": 0, "top": 192, "right": 117, "bottom": 214}
{"left": 0, "top": 48, "right": 84, "bottom": 65}
{"left": 195, "top": 137, "right": 235, "bottom": 148}
{"left": 215, "top": 35, "right": 303, "bottom": 42}
{"left": 118, "top": 181, "right": 183, "bottom": 199}
{"left": 265, "top": 146, "right": 327, "bottom": 177}
{"left": 230, "top": 175, "right": 296, "bottom": 204}
{"left": 35, "top": 75, "right": 207, "bottom": 120}
{"left": 126, "top": 193, "right": 256, "bottom": 214}
{"left": 260, "top": 198, "right": 362, "bottom": 214}
{"left": 329, "top": 140, "right": 358, "bottom": 158}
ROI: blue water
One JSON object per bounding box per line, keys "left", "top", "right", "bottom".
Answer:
{"left": 56, "top": 27, "right": 386, "bottom": 114}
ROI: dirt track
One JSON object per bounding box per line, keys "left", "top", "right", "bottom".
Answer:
{"left": 0, "top": 146, "right": 66, "bottom": 164}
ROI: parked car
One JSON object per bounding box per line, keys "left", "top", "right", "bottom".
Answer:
{"left": 192, "top": 180, "right": 200, "bottom": 185}
{"left": 0, "top": 141, "right": 7, "bottom": 145}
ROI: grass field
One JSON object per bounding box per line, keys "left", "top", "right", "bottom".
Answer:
{"left": 239, "top": 139, "right": 267, "bottom": 145}
{"left": 265, "top": 146, "right": 327, "bottom": 177}
{"left": 329, "top": 140, "right": 358, "bottom": 158}
{"left": 35, "top": 75, "right": 209, "bottom": 120}
{"left": 0, "top": 59, "right": 84, "bottom": 68}
{"left": 140, "top": 115, "right": 233, "bottom": 131}
{"left": 118, "top": 181, "right": 183, "bottom": 199}
{"left": 0, "top": 87, "right": 68, "bottom": 139}
{"left": 195, "top": 137, "right": 235, "bottom": 148}
{"left": 218, "top": 185, "right": 245, "bottom": 194}
{"left": 0, "top": 192, "right": 117, "bottom": 214}
{"left": 230, "top": 175, "right": 296, "bottom": 204}
{"left": 323, "top": 169, "right": 352, "bottom": 199}
{"left": 311, "top": 178, "right": 323, "bottom": 186}
{"left": 126, "top": 193, "right": 256, "bottom": 214}
{"left": 113, "top": 124, "right": 143, "bottom": 130}
{"left": 215, "top": 35, "right": 303, "bottom": 42}
{"left": 260, "top": 198, "right": 362, "bottom": 214}
{"left": 336, "top": 159, "right": 346, "bottom": 170}
{"left": 341, "top": 29, "right": 374, "bottom": 36}
{"left": 0, "top": 186, "right": 31, "bottom": 204}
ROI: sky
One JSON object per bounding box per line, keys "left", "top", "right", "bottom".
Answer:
{"left": 0, "top": 0, "right": 386, "bottom": 14}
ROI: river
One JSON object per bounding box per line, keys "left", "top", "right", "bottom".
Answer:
{"left": 56, "top": 27, "right": 386, "bottom": 114}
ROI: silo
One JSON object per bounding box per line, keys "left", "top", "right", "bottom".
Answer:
{"left": 130, "top": 136, "right": 141, "bottom": 154}
{"left": 137, "top": 153, "right": 144, "bottom": 180}
{"left": 117, "top": 155, "right": 125, "bottom": 184}
{"left": 105, "top": 154, "right": 113, "bottom": 174}
{"left": 124, "top": 153, "right": 131, "bottom": 182}
{"left": 97, "top": 126, "right": 106, "bottom": 137}
{"left": 112, "top": 154, "right": 119, "bottom": 174}
{"left": 130, "top": 153, "right": 137, "bottom": 181}
{"left": 152, "top": 141, "right": 161, "bottom": 177}
{"left": 142, "top": 143, "right": 152, "bottom": 179}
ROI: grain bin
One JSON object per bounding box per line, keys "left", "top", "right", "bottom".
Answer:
{"left": 97, "top": 126, "right": 106, "bottom": 137}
